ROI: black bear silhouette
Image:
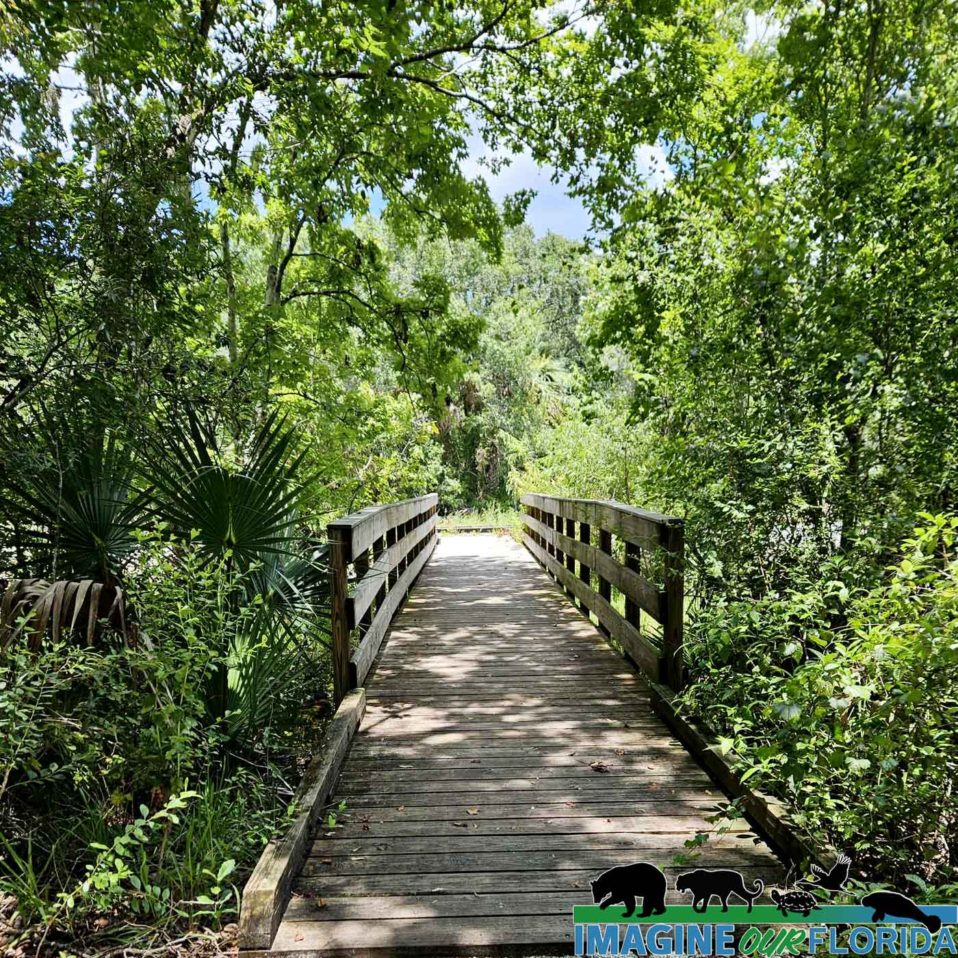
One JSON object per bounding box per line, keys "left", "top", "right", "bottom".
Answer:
{"left": 591, "top": 862, "right": 668, "bottom": 918}
{"left": 798, "top": 854, "right": 852, "bottom": 894}
{"left": 861, "top": 892, "right": 942, "bottom": 933}
{"left": 676, "top": 869, "right": 764, "bottom": 912}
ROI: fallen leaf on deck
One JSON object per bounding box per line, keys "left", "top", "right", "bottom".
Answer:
{"left": 466, "top": 806, "right": 480, "bottom": 815}
{"left": 590, "top": 760, "right": 611, "bottom": 773}
{"left": 452, "top": 821, "right": 468, "bottom": 828}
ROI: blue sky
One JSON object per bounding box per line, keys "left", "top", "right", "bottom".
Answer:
{"left": 463, "top": 145, "right": 593, "bottom": 239}
{"left": 462, "top": 139, "right": 672, "bottom": 241}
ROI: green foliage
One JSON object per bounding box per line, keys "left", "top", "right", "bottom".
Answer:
{"left": 0, "top": 537, "right": 309, "bottom": 940}
{"left": 2, "top": 0, "right": 957, "bottom": 941}
{"left": 681, "top": 517, "right": 958, "bottom": 886}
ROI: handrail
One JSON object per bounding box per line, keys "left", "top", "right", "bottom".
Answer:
{"left": 520, "top": 493, "right": 685, "bottom": 690}
{"left": 327, "top": 493, "right": 439, "bottom": 703}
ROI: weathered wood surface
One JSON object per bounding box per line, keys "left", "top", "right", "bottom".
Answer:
{"left": 239, "top": 689, "right": 366, "bottom": 951}
{"left": 520, "top": 493, "right": 685, "bottom": 690}
{"left": 328, "top": 495, "right": 438, "bottom": 703}
{"left": 260, "top": 534, "right": 782, "bottom": 957}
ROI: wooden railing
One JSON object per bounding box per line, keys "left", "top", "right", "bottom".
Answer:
{"left": 520, "top": 493, "right": 685, "bottom": 690}
{"left": 327, "top": 493, "right": 438, "bottom": 704}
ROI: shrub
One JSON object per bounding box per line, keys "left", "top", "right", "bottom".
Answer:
{"left": 0, "top": 536, "right": 322, "bottom": 942}
{"left": 681, "top": 515, "right": 958, "bottom": 888}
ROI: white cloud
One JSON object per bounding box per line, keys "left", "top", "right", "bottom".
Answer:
{"left": 635, "top": 142, "right": 673, "bottom": 190}
{"left": 461, "top": 136, "right": 593, "bottom": 239}
{"left": 759, "top": 154, "right": 792, "bottom": 185}
{"left": 743, "top": 9, "right": 783, "bottom": 49}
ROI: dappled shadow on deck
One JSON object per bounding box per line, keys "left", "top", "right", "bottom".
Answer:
{"left": 268, "top": 534, "right": 782, "bottom": 957}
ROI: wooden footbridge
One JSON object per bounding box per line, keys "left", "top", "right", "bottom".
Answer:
{"left": 240, "top": 494, "right": 791, "bottom": 957}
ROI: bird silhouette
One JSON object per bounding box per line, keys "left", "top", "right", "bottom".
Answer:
{"left": 797, "top": 854, "right": 851, "bottom": 894}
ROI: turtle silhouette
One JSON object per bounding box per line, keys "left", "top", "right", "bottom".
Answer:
{"left": 771, "top": 888, "right": 819, "bottom": 917}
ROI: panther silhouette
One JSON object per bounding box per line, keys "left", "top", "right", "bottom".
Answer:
{"left": 676, "top": 869, "right": 764, "bottom": 913}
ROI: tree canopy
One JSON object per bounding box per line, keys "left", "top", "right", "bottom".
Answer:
{"left": 2, "top": 0, "right": 957, "bottom": 950}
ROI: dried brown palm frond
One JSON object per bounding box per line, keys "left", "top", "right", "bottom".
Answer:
{"left": 0, "top": 577, "right": 127, "bottom": 650}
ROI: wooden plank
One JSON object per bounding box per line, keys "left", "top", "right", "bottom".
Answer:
{"left": 309, "top": 829, "right": 755, "bottom": 857}
{"left": 263, "top": 533, "right": 785, "bottom": 958}
{"left": 300, "top": 845, "right": 773, "bottom": 877}
{"left": 520, "top": 493, "right": 670, "bottom": 548}
{"left": 345, "top": 754, "right": 686, "bottom": 770}
{"left": 269, "top": 913, "right": 575, "bottom": 957}
{"left": 348, "top": 734, "right": 674, "bottom": 751}
{"left": 294, "top": 863, "right": 775, "bottom": 898}
{"left": 283, "top": 880, "right": 767, "bottom": 922}
{"left": 324, "top": 799, "right": 727, "bottom": 823}
{"left": 321, "top": 813, "right": 752, "bottom": 838}
{"left": 349, "top": 515, "right": 437, "bottom": 628}
{"left": 349, "top": 534, "right": 436, "bottom": 688}
{"left": 283, "top": 891, "right": 597, "bottom": 923}
{"left": 523, "top": 512, "right": 664, "bottom": 619}
{"left": 360, "top": 698, "right": 654, "bottom": 717}
{"left": 326, "top": 786, "right": 718, "bottom": 808}
{"left": 284, "top": 891, "right": 595, "bottom": 923}
{"left": 238, "top": 689, "right": 365, "bottom": 952}
{"left": 339, "top": 760, "right": 705, "bottom": 783}
{"left": 522, "top": 531, "right": 660, "bottom": 677}
{"left": 327, "top": 494, "right": 438, "bottom": 562}
{"left": 360, "top": 701, "right": 658, "bottom": 717}
{"left": 333, "top": 778, "right": 713, "bottom": 802}
{"left": 354, "top": 717, "right": 667, "bottom": 735}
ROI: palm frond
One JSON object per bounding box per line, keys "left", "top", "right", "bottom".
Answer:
{"left": 5, "top": 424, "right": 146, "bottom": 582}
{"left": 0, "top": 577, "right": 126, "bottom": 649}
{"left": 224, "top": 612, "right": 313, "bottom": 747}
{"left": 148, "top": 409, "right": 310, "bottom": 569}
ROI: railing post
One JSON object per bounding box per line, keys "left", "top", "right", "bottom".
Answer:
{"left": 354, "top": 546, "right": 371, "bottom": 636}
{"left": 597, "top": 528, "right": 612, "bottom": 637}
{"left": 373, "top": 535, "right": 387, "bottom": 615}
{"left": 386, "top": 526, "right": 398, "bottom": 588}
{"left": 662, "top": 520, "right": 685, "bottom": 691}
{"left": 329, "top": 526, "right": 352, "bottom": 706}
{"left": 578, "top": 521, "right": 591, "bottom": 615}
{"left": 624, "top": 540, "right": 641, "bottom": 633}
{"left": 564, "top": 517, "right": 576, "bottom": 602}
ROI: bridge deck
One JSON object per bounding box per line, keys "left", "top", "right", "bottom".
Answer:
{"left": 269, "top": 534, "right": 782, "bottom": 956}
